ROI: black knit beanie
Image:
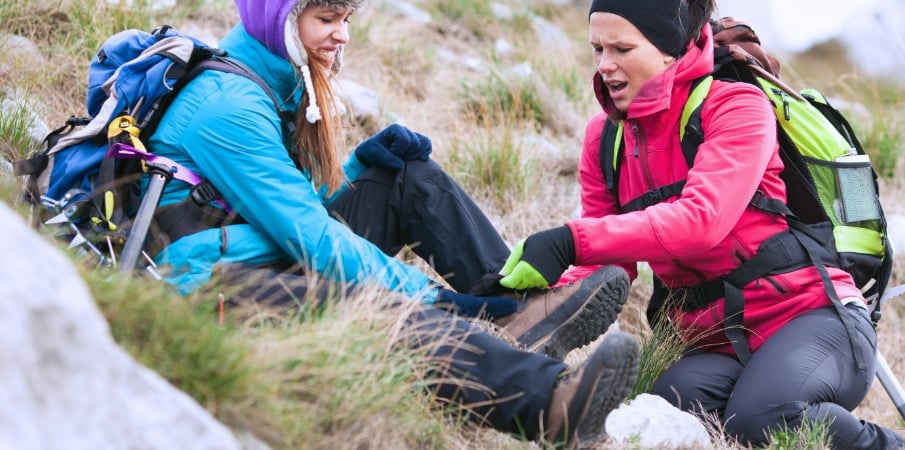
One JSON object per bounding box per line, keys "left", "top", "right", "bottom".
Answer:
{"left": 589, "top": 0, "right": 691, "bottom": 58}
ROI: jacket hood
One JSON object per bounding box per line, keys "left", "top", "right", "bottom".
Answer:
{"left": 593, "top": 23, "right": 716, "bottom": 120}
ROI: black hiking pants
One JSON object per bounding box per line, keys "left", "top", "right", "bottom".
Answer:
{"left": 210, "top": 160, "right": 565, "bottom": 440}
{"left": 330, "top": 159, "right": 510, "bottom": 292}
{"left": 652, "top": 304, "right": 904, "bottom": 449}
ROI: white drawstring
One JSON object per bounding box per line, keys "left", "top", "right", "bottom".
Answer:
{"left": 300, "top": 64, "right": 321, "bottom": 123}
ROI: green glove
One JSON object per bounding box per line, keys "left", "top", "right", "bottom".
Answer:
{"left": 499, "top": 239, "right": 550, "bottom": 290}
{"left": 499, "top": 226, "right": 576, "bottom": 290}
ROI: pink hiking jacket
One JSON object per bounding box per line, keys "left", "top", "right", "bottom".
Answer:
{"left": 559, "top": 25, "right": 863, "bottom": 355}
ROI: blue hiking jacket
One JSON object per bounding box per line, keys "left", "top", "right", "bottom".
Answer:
{"left": 146, "top": 24, "right": 438, "bottom": 302}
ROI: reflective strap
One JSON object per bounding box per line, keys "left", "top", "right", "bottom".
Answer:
{"left": 681, "top": 76, "right": 712, "bottom": 142}
{"left": 835, "top": 225, "right": 885, "bottom": 255}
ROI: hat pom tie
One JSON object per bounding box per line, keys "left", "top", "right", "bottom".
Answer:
{"left": 301, "top": 64, "right": 321, "bottom": 123}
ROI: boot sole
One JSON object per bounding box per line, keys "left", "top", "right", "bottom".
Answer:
{"left": 558, "top": 331, "right": 641, "bottom": 449}
{"left": 519, "top": 266, "right": 630, "bottom": 359}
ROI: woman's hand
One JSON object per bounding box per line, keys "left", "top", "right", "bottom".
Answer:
{"left": 354, "top": 124, "right": 432, "bottom": 171}
{"left": 499, "top": 226, "right": 576, "bottom": 290}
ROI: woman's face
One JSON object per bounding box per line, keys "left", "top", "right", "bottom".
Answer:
{"left": 590, "top": 12, "right": 676, "bottom": 113}
{"left": 297, "top": 4, "right": 354, "bottom": 69}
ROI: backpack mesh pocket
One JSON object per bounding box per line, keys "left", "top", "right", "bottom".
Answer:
{"left": 806, "top": 155, "right": 881, "bottom": 226}
{"left": 833, "top": 155, "right": 881, "bottom": 224}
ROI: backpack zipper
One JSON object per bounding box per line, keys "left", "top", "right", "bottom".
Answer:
{"left": 771, "top": 88, "right": 791, "bottom": 121}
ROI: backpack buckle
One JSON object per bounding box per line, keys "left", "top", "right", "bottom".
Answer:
{"left": 749, "top": 189, "right": 766, "bottom": 208}
{"left": 189, "top": 180, "right": 222, "bottom": 206}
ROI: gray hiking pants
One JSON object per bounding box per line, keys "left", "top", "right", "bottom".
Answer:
{"left": 210, "top": 160, "right": 565, "bottom": 439}
{"left": 652, "top": 304, "right": 905, "bottom": 449}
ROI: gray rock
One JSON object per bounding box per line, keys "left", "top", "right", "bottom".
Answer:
{"left": 606, "top": 393, "right": 712, "bottom": 449}
{"left": 0, "top": 202, "right": 243, "bottom": 450}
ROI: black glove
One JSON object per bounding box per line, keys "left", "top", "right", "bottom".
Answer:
{"left": 500, "top": 226, "right": 576, "bottom": 289}
{"left": 434, "top": 288, "right": 518, "bottom": 319}
{"left": 354, "top": 124, "right": 432, "bottom": 171}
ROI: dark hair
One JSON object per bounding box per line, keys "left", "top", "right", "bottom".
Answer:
{"left": 686, "top": 0, "right": 717, "bottom": 41}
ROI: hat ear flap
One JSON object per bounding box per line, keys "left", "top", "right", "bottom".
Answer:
{"left": 284, "top": 2, "right": 307, "bottom": 68}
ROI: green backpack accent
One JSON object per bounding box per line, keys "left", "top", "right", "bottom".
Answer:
{"left": 599, "top": 19, "right": 892, "bottom": 364}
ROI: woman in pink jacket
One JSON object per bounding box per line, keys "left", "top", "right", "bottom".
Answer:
{"left": 499, "top": 0, "right": 905, "bottom": 447}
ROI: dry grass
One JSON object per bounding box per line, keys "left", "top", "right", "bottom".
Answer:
{"left": 2, "top": 0, "right": 905, "bottom": 449}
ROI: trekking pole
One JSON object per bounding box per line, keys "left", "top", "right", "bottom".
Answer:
{"left": 876, "top": 350, "right": 905, "bottom": 420}
{"left": 118, "top": 160, "right": 172, "bottom": 275}
{"left": 872, "top": 283, "right": 905, "bottom": 420}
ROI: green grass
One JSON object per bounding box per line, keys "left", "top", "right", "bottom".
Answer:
{"left": 632, "top": 314, "right": 684, "bottom": 399}
{"left": 859, "top": 115, "right": 903, "bottom": 178}
{"left": 78, "top": 263, "right": 468, "bottom": 449}
{"left": 458, "top": 69, "right": 546, "bottom": 128}
{"left": 428, "top": 0, "right": 496, "bottom": 40}
{"left": 85, "top": 269, "right": 254, "bottom": 413}
{"left": 0, "top": 89, "right": 40, "bottom": 162}
{"left": 441, "top": 120, "right": 531, "bottom": 212}
{"left": 762, "top": 416, "right": 832, "bottom": 450}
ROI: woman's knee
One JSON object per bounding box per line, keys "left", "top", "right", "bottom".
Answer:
{"left": 650, "top": 354, "right": 740, "bottom": 415}
{"left": 651, "top": 371, "right": 715, "bottom": 413}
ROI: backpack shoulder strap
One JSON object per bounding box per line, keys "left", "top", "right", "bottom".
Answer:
{"left": 600, "top": 118, "right": 623, "bottom": 194}
{"left": 142, "top": 54, "right": 294, "bottom": 139}
{"left": 190, "top": 57, "right": 284, "bottom": 114}
{"left": 678, "top": 75, "right": 712, "bottom": 166}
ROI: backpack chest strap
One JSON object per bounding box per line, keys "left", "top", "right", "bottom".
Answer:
{"left": 660, "top": 222, "right": 840, "bottom": 311}
{"left": 652, "top": 222, "right": 844, "bottom": 364}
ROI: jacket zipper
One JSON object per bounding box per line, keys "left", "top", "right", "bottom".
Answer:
{"left": 631, "top": 121, "right": 656, "bottom": 189}
{"left": 631, "top": 121, "right": 640, "bottom": 157}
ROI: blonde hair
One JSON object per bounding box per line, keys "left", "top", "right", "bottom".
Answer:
{"left": 293, "top": 48, "right": 346, "bottom": 195}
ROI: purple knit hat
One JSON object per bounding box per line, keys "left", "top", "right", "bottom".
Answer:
{"left": 233, "top": 0, "right": 365, "bottom": 122}
{"left": 234, "top": 0, "right": 294, "bottom": 60}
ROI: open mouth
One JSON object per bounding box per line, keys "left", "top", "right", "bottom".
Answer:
{"left": 607, "top": 81, "right": 627, "bottom": 96}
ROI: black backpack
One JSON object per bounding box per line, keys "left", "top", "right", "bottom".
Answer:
{"left": 599, "top": 18, "right": 892, "bottom": 364}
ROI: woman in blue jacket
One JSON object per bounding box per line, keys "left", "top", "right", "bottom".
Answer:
{"left": 144, "top": 0, "right": 639, "bottom": 447}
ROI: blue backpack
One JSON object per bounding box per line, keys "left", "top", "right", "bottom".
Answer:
{"left": 14, "top": 25, "right": 285, "bottom": 273}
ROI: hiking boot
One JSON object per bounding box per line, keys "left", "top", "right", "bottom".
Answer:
{"left": 544, "top": 331, "right": 640, "bottom": 449}
{"left": 495, "top": 265, "right": 630, "bottom": 359}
